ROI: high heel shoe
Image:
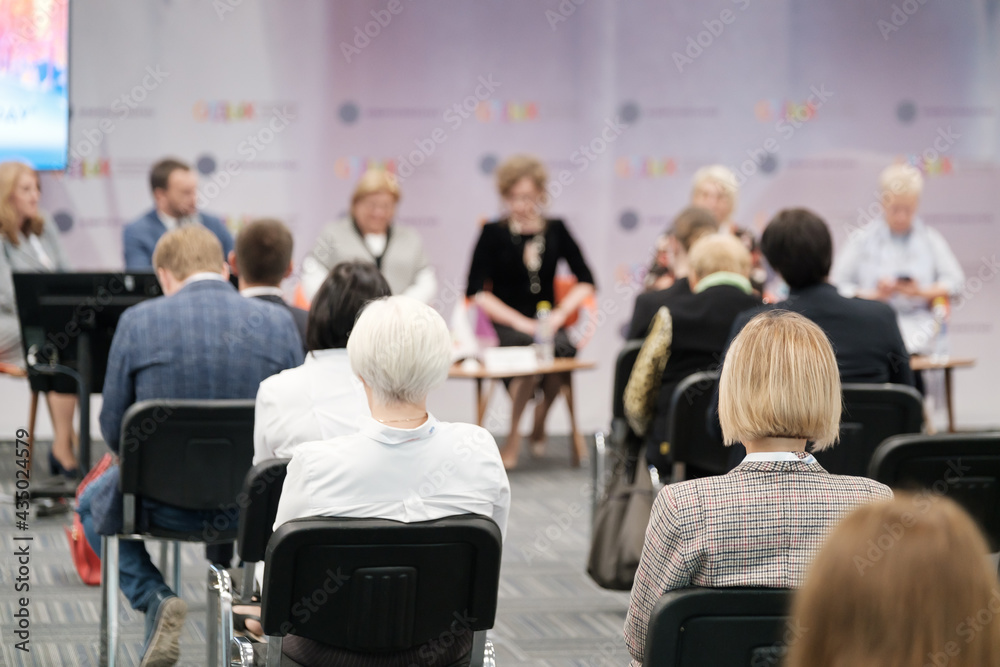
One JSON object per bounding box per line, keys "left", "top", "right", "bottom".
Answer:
{"left": 48, "top": 451, "right": 79, "bottom": 479}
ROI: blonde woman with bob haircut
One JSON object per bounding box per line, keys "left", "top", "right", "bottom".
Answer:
{"left": 301, "top": 168, "right": 437, "bottom": 303}
{"left": 787, "top": 494, "right": 1000, "bottom": 667}
{"left": 624, "top": 310, "right": 892, "bottom": 667}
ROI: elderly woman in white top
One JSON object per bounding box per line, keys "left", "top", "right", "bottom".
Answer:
{"left": 832, "top": 164, "right": 965, "bottom": 354}
{"left": 252, "top": 261, "right": 391, "bottom": 464}
{"left": 238, "top": 296, "right": 510, "bottom": 665}
{"left": 299, "top": 169, "right": 437, "bottom": 303}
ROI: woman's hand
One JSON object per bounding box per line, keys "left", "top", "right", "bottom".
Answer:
{"left": 511, "top": 314, "right": 538, "bottom": 336}
{"left": 547, "top": 308, "right": 569, "bottom": 333}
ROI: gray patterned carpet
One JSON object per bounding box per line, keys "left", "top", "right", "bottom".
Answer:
{"left": 0, "top": 438, "right": 632, "bottom": 666}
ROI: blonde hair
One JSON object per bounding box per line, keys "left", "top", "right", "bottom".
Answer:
{"left": 879, "top": 163, "right": 924, "bottom": 198}
{"left": 688, "top": 233, "right": 751, "bottom": 281}
{"left": 0, "top": 161, "right": 44, "bottom": 246}
{"left": 786, "top": 494, "right": 1000, "bottom": 667}
{"left": 671, "top": 206, "right": 719, "bottom": 252}
{"left": 152, "top": 226, "right": 226, "bottom": 281}
{"left": 351, "top": 168, "right": 401, "bottom": 208}
{"left": 496, "top": 154, "right": 548, "bottom": 198}
{"left": 719, "top": 310, "right": 841, "bottom": 449}
{"left": 691, "top": 165, "right": 739, "bottom": 206}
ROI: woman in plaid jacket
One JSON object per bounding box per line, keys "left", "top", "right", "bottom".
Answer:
{"left": 624, "top": 310, "right": 893, "bottom": 665}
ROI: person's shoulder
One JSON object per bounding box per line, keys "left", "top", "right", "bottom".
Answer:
{"left": 821, "top": 472, "right": 894, "bottom": 500}
{"left": 124, "top": 209, "right": 158, "bottom": 231}
{"left": 433, "top": 420, "right": 498, "bottom": 451}
{"left": 837, "top": 291, "right": 899, "bottom": 324}
{"left": 258, "top": 362, "right": 306, "bottom": 393}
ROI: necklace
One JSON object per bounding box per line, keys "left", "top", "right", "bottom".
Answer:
{"left": 509, "top": 218, "right": 547, "bottom": 294}
{"left": 376, "top": 412, "right": 428, "bottom": 425}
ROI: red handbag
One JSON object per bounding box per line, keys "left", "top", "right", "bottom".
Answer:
{"left": 64, "top": 453, "right": 114, "bottom": 586}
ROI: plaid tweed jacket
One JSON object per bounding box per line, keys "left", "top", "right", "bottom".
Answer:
{"left": 624, "top": 453, "right": 892, "bottom": 664}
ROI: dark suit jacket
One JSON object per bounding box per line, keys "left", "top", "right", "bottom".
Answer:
{"left": 253, "top": 293, "right": 308, "bottom": 352}
{"left": 123, "top": 209, "right": 234, "bottom": 270}
{"left": 100, "top": 278, "right": 304, "bottom": 452}
{"left": 636, "top": 284, "right": 762, "bottom": 465}
{"left": 627, "top": 277, "right": 691, "bottom": 340}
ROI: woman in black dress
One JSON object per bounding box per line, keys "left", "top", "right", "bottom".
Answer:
{"left": 466, "top": 155, "right": 595, "bottom": 469}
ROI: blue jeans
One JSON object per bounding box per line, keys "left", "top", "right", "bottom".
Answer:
{"left": 76, "top": 467, "right": 236, "bottom": 613}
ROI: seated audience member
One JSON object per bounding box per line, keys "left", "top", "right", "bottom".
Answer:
{"left": 634, "top": 234, "right": 760, "bottom": 475}
{"left": 76, "top": 226, "right": 303, "bottom": 667}
{"left": 628, "top": 206, "right": 719, "bottom": 338}
{"left": 786, "top": 494, "right": 1000, "bottom": 667}
{"left": 230, "top": 217, "right": 309, "bottom": 349}
{"left": 123, "top": 158, "right": 234, "bottom": 270}
{"left": 300, "top": 168, "right": 437, "bottom": 303}
{"left": 238, "top": 296, "right": 510, "bottom": 665}
{"left": 832, "top": 163, "right": 965, "bottom": 355}
{"left": 253, "top": 260, "right": 391, "bottom": 464}
{"left": 623, "top": 311, "right": 892, "bottom": 666}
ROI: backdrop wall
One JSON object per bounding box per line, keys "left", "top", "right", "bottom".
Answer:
{"left": 5, "top": 0, "right": 999, "bottom": 440}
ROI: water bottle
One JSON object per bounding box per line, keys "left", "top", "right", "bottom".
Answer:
{"left": 534, "top": 301, "right": 555, "bottom": 365}
{"left": 931, "top": 296, "right": 949, "bottom": 361}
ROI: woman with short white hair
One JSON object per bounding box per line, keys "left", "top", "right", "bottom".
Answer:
{"left": 831, "top": 163, "right": 965, "bottom": 354}
{"left": 691, "top": 165, "right": 739, "bottom": 232}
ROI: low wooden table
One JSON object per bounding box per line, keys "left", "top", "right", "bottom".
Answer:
{"left": 449, "top": 358, "right": 597, "bottom": 466}
{"left": 910, "top": 356, "right": 976, "bottom": 433}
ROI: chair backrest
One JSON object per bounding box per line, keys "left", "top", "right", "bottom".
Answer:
{"left": 667, "top": 370, "right": 729, "bottom": 475}
{"left": 118, "top": 399, "right": 256, "bottom": 511}
{"left": 813, "top": 383, "right": 924, "bottom": 478}
{"left": 237, "top": 458, "right": 290, "bottom": 563}
{"left": 643, "top": 587, "right": 793, "bottom": 667}
{"left": 260, "top": 515, "right": 502, "bottom": 651}
{"left": 870, "top": 432, "right": 1000, "bottom": 551}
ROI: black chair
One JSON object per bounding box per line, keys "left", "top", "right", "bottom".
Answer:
{"left": 813, "top": 383, "right": 924, "bottom": 477}
{"left": 666, "top": 371, "right": 729, "bottom": 482}
{"left": 208, "top": 457, "right": 289, "bottom": 666}
{"left": 869, "top": 432, "right": 1000, "bottom": 552}
{"left": 100, "top": 399, "right": 256, "bottom": 667}
{"left": 593, "top": 341, "right": 645, "bottom": 516}
{"left": 643, "top": 587, "right": 793, "bottom": 667}
{"left": 231, "top": 515, "right": 502, "bottom": 667}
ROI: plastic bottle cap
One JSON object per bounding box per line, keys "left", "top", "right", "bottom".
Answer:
{"left": 536, "top": 301, "right": 552, "bottom": 312}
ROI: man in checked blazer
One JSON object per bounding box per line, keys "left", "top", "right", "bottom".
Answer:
{"left": 624, "top": 311, "right": 892, "bottom": 666}
{"left": 79, "top": 226, "right": 302, "bottom": 667}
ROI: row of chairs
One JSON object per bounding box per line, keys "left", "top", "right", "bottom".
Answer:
{"left": 101, "top": 401, "right": 502, "bottom": 667}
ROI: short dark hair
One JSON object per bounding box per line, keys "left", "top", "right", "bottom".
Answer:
{"left": 760, "top": 208, "right": 833, "bottom": 289}
{"left": 670, "top": 206, "right": 719, "bottom": 252}
{"left": 150, "top": 158, "right": 190, "bottom": 193}
{"left": 306, "top": 261, "right": 391, "bottom": 351}
{"left": 235, "top": 218, "right": 293, "bottom": 286}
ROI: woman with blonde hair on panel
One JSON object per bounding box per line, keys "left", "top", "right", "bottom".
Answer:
{"left": 623, "top": 310, "right": 892, "bottom": 667}
{"left": 0, "top": 161, "right": 77, "bottom": 476}
{"left": 300, "top": 168, "right": 437, "bottom": 303}
{"left": 786, "top": 494, "right": 1000, "bottom": 667}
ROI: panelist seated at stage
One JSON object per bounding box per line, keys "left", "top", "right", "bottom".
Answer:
{"left": 623, "top": 311, "right": 893, "bottom": 667}
{"left": 230, "top": 217, "right": 309, "bottom": 350}
{"left": 629, "top": 234, "right": 760, "bottom": 477}
{"left": 831, "top": 163, "right": 965, "bottom": 355}
{"left": 237, "top": 296, "right": 510, "bottom": 666}
{"left": 0, "top": 160, "right": 80, "bottom": 477}
{"left": 76, "top": 226, "right": 302, "bottom": 667}
{"left": 253, "top": 260, "right": 391, "bottom": 464}
{"left": 299, "top": 168, "right": 437, "bottom": 303}
{"left": 123, "top": 157, "right": 234, "bottom": 270}
{"left": 628, "top": 206, "right": 719, "bottom": 337}
{"left": 465, "top": 154, "right": 596, "bottom": 468}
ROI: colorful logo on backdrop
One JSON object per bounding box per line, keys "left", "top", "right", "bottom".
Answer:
{"left": 903, "top": 154, "right": 953, "bottom": 176}
{"left": 192, "top": 100, "right": 298, "bottom": 123}
{"left": 333, "top": 157, "right": 400, "bottom": 180}
{"left": 615, "top": 157, "right": 679, "bottom": 179}
{"left": 65, "top": 158, "right": 112, "bottom": 178}
{"left": 474, "top": 100, "right": 538, "bottom": 122}
{"left": 755, "top": 99, "right": 819, "bottom": 123}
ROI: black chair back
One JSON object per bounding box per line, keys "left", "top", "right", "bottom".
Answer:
{"left": 260, "top": 515, "right": 502, "bottom": 651}
{"left": 118, "top": 399, "right": 256, "bottom": 510}
{"left": 813, "top": 383, "right": 923, "bottom": 477}
{"left": 667, "top": 371, "right": 729, "bottom": 475}
{"left": 643, "top": 587, "right": 792, "bottom": 667}
{"left": 870, "top": 432, "right": 1000, "bottom": 551}
{"left": 237, "top": 458, "right": 290, "bottom": 563}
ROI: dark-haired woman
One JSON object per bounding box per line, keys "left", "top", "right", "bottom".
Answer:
{"left": 252, "top": 260, "right": 391, "bottom": 464}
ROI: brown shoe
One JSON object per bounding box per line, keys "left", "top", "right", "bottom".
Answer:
{"left": 140, "top": 596, "right": 187, "bottom": 667}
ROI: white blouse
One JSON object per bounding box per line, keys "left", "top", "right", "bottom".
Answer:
{"left": 252, "top": 349, "right": 368, "bottom": 465}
